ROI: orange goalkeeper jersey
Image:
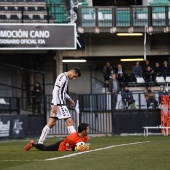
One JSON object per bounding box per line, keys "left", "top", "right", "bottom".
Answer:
{"left": 58, "top": 132, "right": 88, "bottom": 151}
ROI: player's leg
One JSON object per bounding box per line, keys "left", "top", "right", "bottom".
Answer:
{"left": 24, "top": 140, "right": 63, "bottom": 151}
{"left": 38, "top": 117, "right": 57, "bottom": 144}
{"left": 33, "top": 140, "right": 63, "bottom": 151}
{"left": 57, "top": 105, "right": 76, "bottom": 134}
{"left": 38, "top": 107, "right": 59, "bottom": 144}
{"left": 65, "top": 117, "right": 76, "bottom": 134}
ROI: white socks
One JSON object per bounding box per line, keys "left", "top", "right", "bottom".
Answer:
{"left": 38, "top": 125, "right": 50, "bottom": 144}
{"left": 67, "top": 126, "right": 76, "bottom": 134}
{"left": 38, "top": 125, "right": 76, "bottom": 144}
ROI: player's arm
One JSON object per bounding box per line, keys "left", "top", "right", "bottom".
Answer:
{"left": 52, "top": 74, "right": 65, "bottom": 113}
{"left": 66, "top": 95, "right": 75, "bottom": 106}
{"left": 52, "top": 85, "right": 59, "bottom": 113}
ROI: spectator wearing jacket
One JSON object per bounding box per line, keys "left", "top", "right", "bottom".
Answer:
{"left": 152, "top": 62, "right": 162, "bottom": 83}
{"left": 132, "top": 61, "right": 143, "bottom": 78}
{"left": 32, "top": 82, "right": 43, "bottom": 114}
{"left": 115, "top": 64, "right": 127, "bottom": 84}
{"left": 161, "top": 60, "right": 170, "bottom": 80}
{"left": 102, "top": 62, "right": 114, "bottom": 82}
{"left": 144, "top": 85, "right": 158, "bottom": 109}
{"left": 121, "top": 85, "right": 136, "bottom": 109}
{"left": 108, "top": 73, "right": 120, "bottom": 110}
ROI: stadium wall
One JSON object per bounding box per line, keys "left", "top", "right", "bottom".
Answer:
{"left": 113, "top": 109, "right": 160, "bottom": 135}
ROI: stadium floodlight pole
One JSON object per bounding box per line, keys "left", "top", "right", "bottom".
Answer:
{"left": 144, "top": 25, "right": 147, "bottom": 61}
{"left": 69, "top": 0, "right": 82, "bottom": 48}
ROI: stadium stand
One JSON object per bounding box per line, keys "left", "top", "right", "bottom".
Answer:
{"left": 0, "top": 0, "right": 90, "bottom": 23}
{"left": 0, "top": 15, "right": 7, "bottom": 20}
{"left": 156, "top": 76, "right": 166, "bottom": 84}
{"left": 0, "top": 0, "right": 69, "bottom": 23}
{"left": 10, "top": 14, "right": 20, "bottom": 20}
{"left": 165, "top": 77, "right": 170, "bottom": 83}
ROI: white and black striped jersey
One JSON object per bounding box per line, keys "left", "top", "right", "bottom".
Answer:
{"left": 51, "top": 72, "right": 70, "bottom": 105}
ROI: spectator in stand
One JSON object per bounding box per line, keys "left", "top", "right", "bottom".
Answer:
{"left": 108, "top": 73, "right": 120, "bottom": 110}
{"left": 144, "top": 66, "right": 154, "bottom": 87}
{"left": 158, "top": 85, "right": 169, "bottom": 103}
{"left": 132, "top": 61, "right": 143, "bottom": 78}
{"left": 143, "top": 60, "right": 152, "bottom": 73}
{"left": 31, "top": 82, "right": 43, "bottom": 114}
{"left": 115, "top": 64, "right": 126, "bottom": 85}
{"left": 121, "top": 85, "right": 136, "bottom": 109}
{"left": 161, "top": 60, "right": 170, "bottom": 80}
{"left": 110, "top": 69, "right": 115, "bottom": 77}
{"left": 152, "top": 62, "right": 162, "bottom": 83}
{"left": 158, "top": 85, "right": 169, "bottom": 109}
{"left": 102, "top": 62, "right": 114, "bottom": 83}
{"left": 144, "top": 85, "right": 158, "bottom": 109}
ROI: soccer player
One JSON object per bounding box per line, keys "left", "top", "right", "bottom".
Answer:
{"left": 38, "top": 67, "right": 81, "bottom": 144}
{"left": 24, "top": 123, "right": 89, "bottom": 151}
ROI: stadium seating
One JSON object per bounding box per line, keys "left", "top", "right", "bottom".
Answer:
{"left": 156, "top": 76, "right": 166, "bottom": 84}
{"left": 0, "top": 0, "right": 43, "bottom": 2}
{"left": 165, "top": 76, "right": 170, "bottom": 83}
{"left": 23, "top": 14, "right": 31, "bottom": 20}
{"left": 7, "top": 7, "right": 16, "bottom": 11}
{"left": 0, "top": 6, "right": 6, "bottom": 11}
{"left": 44, "top": 14, "right": 53, "bottom": 20}
{"left": 25, "top": 7, "right": 36, "bottom": 11}
{"left": 136, "top": 77, "right": 145, "bottom": 84}
{"left": 0, "top": 0, "right": 90, "bottom": 24}
{"left": 0, "top": 15, "right": 7, "bottom": 20}
{"left": 10, "top": 14, "right": 20, "bottom": 20}
{"left": 37, "top": 6, "right": 47, "bottom": 11}
{"left": 32, "top": 14, "right": 41, "bottom": 20}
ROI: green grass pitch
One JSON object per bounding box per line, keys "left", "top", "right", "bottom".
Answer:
{"left": 1, "top": 136, "right": 170, "bottom": 170}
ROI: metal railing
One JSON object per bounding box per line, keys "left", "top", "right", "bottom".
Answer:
{"left": 47, "top": 92, "right": 161, "bottom": 135}
{"left": 104, "top": 72, "right": 170, "bottom": 87}
{"left": 0, "top": 5, "right": 169, "bottom": 27}
{"left": 0, "top": 97, "right": 20, "bottom": 114}
{"left": 0, "top": 92, "right": 161, "bottom": 135}
{"left": 77, "top": 6, "right": 170, "bottom": 27}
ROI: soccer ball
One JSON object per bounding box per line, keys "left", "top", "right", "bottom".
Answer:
{"left": 75, "top": 142, "right": 89, "bottom": 151}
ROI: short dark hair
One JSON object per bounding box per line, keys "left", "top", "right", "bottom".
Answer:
{"left": 146, "top": 85, "right": 151, "bottom": 88}
{"left": 72, "top": 67, "right": 81, "bottom": 77}
{"left": 78, "top": 123, "right": 89, "bottom": 133}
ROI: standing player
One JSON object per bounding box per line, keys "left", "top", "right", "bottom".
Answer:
{"left": 24, "top": 123, "right": 89, "bottom": 151}
{"left": 38, "top": 67, "right": 81, "bottom": 144}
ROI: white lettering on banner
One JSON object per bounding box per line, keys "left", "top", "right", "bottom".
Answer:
{"left": 30, "top": 31, "right": 50, "bottom": 38}
{"left": 38, "top": 39, "right": 45, "bottom": 44}
{"left": 0, "top": 39, "right": 46, "bottom": 45}
{"left": 0, "top": 24, "right": 76, "bottom": 49}
{"left": 0, "top": 39, "right": 20, "bottom": 44}
{"left": 0, "top": 30, "right": 50, "bottom": 38}
{"left": 21, "top": 39, "right": 37, "bottom": 44}
{"left": 13, "top": 119, "right": 23, "bottom": 134}
{"left": 0, "top": 119, "right": 10, "bottom": 137}
{"left": 0, "top": 30, "right": 28, "bottom": 38}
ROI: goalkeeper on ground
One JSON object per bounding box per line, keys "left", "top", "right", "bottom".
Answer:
{"left": 24, "top": 123, "right": 89, "bottom": 151}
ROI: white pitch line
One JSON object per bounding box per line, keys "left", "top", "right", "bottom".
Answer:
{"left": 0, "top": 141, "right": 150, "bottom": 162}
{"left": 46, "top": 141, "right": 151, "bottom": 161}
